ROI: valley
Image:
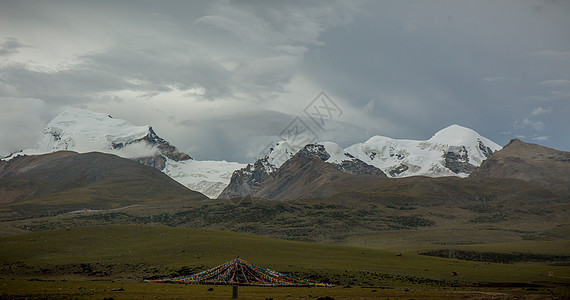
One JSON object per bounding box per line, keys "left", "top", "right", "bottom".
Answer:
{"left": 1, "top": 110, "right": 568, "bottom": 299}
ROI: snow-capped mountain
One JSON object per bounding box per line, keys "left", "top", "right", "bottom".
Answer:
{"left": 219, "top": 141, "right": 385, "bottom": 198}
{"left": 3, "top": 109, "right": 245, "bottom": 198}
{"left": 295, "top": 143, "right": 387, "bottom": 177}
{"left": 4, "top": 108, "right": 501, "bottom": 200}
{"left": 27, "top": 109, "right": 191, "bottom": 163}
{"left": 216, "top": 141, "right": 297, "bottom": 198}
{"left": 242, "top": 140, "right": 375, "bottom": 174}
{"left": 219, "top": 124, "right": 501, "bottom": 198}
{"left": 346, "top": 124, "right": 501, "bottom": 177}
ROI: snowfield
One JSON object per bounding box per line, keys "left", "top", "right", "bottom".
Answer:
{"left": 163, "top": 159, "right": 245, "bottom": 198}
{"left": 2, "top": 108, "right": 245, "bottom": 199}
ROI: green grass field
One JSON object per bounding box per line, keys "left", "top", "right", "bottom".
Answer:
{"left": 1, "top": 225, "right": 569, "bottom": 299}
{"left": 1, "top": 224, "right": 568, "bottom": 282}
{"left": 2, "top": 279, "right": 567, "bottom": 299}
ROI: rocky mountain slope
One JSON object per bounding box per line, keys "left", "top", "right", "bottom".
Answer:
{"left": 220, "top": 131, "right": 570, "bottom": 203}
{"left": 2, "top": 109, "right": 245, "bottom": 198}
{"left": 470, "top": 139, "right": 570, "bottom": 195}
{"left": 219, "top": 142, "right": 386, "bottom": 198}
{"left": 0, "top": 151, "right": 208, "bottom": 219}
{"left": 246, "top": 144, "right": 386, "bottom": 200}
{"left": 223, "top": 144, "right": 560, "bottom": 203}
{"left": 220, "top": 125, "right": 500, "bottom": 198}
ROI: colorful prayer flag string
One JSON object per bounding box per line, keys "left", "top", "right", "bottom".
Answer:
{"left": 144, "top": 257, "right": 333, "bottom": 287}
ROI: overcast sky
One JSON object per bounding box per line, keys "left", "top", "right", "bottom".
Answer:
{"left": 1, "top": 0, "right": 569, "bottom": 162}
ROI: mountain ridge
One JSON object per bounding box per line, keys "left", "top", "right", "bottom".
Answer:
{"left": 0, "top": 151, "right": 208, "bottom": 219}
{"left": 220, "top": 124, "right": 501, "bottom": 199}
{"left": 345, "top": 124, "right": 501, "bottom": 178}
{"left": 2, "top": 108, "right": 245, "bottom": 199}
{"left": 219, "top": 142, "right": 387, "bottom": 198}
{"left": 4, "top": 109, "right": 532, "bottom": 201}
{"left": 250, "top": 146, "right": 387, "bottom": 200}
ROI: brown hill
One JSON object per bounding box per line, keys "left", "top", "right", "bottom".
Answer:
{"left": 247, "top": 149, "right": 558, "bottom": 205}
{"left": 253, "top": 154, "right": 382, "bottom": 200}
{"left": 0, "top": 151, "right": 208, "bottom": 219}
{"left": 219, "top": 143, "right": 386, "bottom": 199}
{"left": 469, "top": 139, "right": 570, "bottom": 195}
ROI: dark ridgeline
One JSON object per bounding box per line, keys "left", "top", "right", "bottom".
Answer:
{"left": 0, "top": 151, "right": 207, "bottom": 219}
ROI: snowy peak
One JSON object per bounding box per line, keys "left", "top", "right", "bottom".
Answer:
{"left": 296, "top": 143, "right": 387, "bottom": 177}
{"left": 34, "top": 108, "right": 191, "bottom": 162}
{"left": 429, "top": 124, "right": 500, "bottom": 153}
{"left": 222, "top": 124, "right": 502, "bottom": 200}
{"left": 262, "top": 141, "right": 299, "bottom": 171}
{"left": 139, "top": 126, "right": 192, "bottom": 161}
{"left": 320, "top": 142, "right": 356, "bottom": 164}
{"left": 429, "top": 124, "right": 481, "bottom": 144}
{"left": 217, "top": 141, "right": 300, "bottom": 199}
{"left": 296, "top": 143, "right": 353, "bottom": 163}
{"left": 5, "top": 108, "right": 244, "bottom": 199}
{"left": 252, "top": 140, "right": 355, "bottom": 177}
{"left": 346, "top": 124, "right": 502, "bottom": 178}
{"left": 261, "top": 141, "right": 356, "bottom": 171}
{"left": 428, "top": 125, "right": 502, "bottom": 166}
{"left": 38, "top": 108, "right": 151, "bottom": 155}
{"left": 429, "top": 124, "right": 502, "bottom": 167}
{"left": 219, "top": 141, "right": 385, "bottom": 198}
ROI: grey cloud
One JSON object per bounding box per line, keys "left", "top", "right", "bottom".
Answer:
{"left": 232, "top": 55, "right": 300, "bottom": 101}
{"left": 483, "top": 77, "right": 513, "bottom": 83}
{"left": 174, "top": 109, "right": 370, "bottom": 162}
{"left": 205, "top": 0, "right": 362, "bottom": 47}
{"left": 532, "top": 136, "right": 548, "bottom": 142}
{"left": 531, "top": 107, "right": 551, "bottom": 115}
{"left": 0, "top": 38, "right": 29, "bottom": 57}
{"left": 0, "top": 1, "right": 362, "bottom": 104}
{"left": 301, "top": 0, "right": 570, "bottom": 150}
{"left": 529, "top": 79, "right": 570, "bottom": 102}
{"left": 0, "top": 42, "right": 230, "bottom": 103}
{"left": 536, "top": 51, "right": 570, "bottom": 60}
{"left": 0, "top": 97, "right": 46, "bottom": 155}
{"left": 82, "top": 43, "right": 233, "bottom": 99}
{"left": 178, "top": 110, "right": 297, "bottom": 161}
{"left": 0, "top": 62, "right": 137, "bottom": 104}
{"left": 1, "top": 0, "right": 569, "bottom": 159}
{"left": 540, "top": 79, "right": 570, "bottom": 87}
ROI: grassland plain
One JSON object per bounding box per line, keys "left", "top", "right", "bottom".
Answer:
{"left": 3, "top": 196, "right": 567, "bottom": 250}
{"left": 2, "top": 279, "right": 568, "bottom": 300}
{"left": 1, "top": 225, "right": 569, "bottom": 299}
{"left": 1, "top": 173, "right": 568, "bottom": 299}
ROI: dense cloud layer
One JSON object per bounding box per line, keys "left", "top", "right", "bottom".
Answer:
{"left": 1, "top": 0, "right": 569, "bottom": 161}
